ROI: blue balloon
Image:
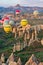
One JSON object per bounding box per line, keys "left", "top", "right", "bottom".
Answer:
{"left": 3, "top": 20, "right": 9, "bottom": 25}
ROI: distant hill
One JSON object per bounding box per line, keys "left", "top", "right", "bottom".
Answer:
{"left": 0, "top": 4, "right": 43, "bottom": 15}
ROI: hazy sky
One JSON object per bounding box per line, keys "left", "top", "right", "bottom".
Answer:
{"left": 0, "top": 0, "right": 43, "bottom": 7}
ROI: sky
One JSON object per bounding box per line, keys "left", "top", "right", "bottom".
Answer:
{"left": 0, "top": 0, "right": 43, "bottom": 7}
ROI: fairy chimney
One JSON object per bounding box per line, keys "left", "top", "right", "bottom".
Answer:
{"left": 1, "top": 53, "right": 5, "bottom": 63}
{"left": 34, "top": 29, "right": 37, "bottom": 40}
{"left": 6, "top": 53, "right": 14, "bottom": 64}
{"left": 0, "top": 59, "right": 2, "bottom": 65}
{"left": 13, "top": 27, "right": 17, "bottom": 38}
{"left": 17, "top": 58, "right": 22, "bottom": 65}
{"left": 40, "top": 25, "right": 43, "bottom": 30}
{"left": 32, "top": 62, "right": 37, "bottom": 65}
{"left": 31, "top": 32, "right": 34, "bottom": 40}
{"left": 23, "top": 41, "right": 27, "bottom": 48}
{"left": 41, "top": 39, "right": 43, "bottom": 45}
{"left": 18, "top": 30, "right": 22, "bottom": 37}
{"left": 25, "top": 54, "right": 38, "bottom": 65}
{"left": 24, "top": 33, "right": 27, "bottom": 41}
{"left": 13, "top": 44, "right": 16, "bottom": 52}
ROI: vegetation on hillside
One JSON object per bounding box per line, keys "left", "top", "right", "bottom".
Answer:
{"left": 0, "top": 20, "right": 43, "bottom": 64}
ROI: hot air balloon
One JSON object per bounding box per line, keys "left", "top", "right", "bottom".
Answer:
{"left": 3, "top": 20, "right": 9, "bottom": 26}
{"left": 0, "top": 18, "right": 4, "bottom": 24}
{"left": 2, "top": 17, "right": 9, "bottom": 24}
{"left": 33, "top": 10, "right": 39, "bottom": 17}
{"left": 4, "top": 17, "right": 9, "bottom": 20}
{"left": 3, "top": 25, "right": 12, "bottom": 33}
{"left": 16, "top": 10, "right": 20, "bottom": 15}
{"left": 20, "top": 19, "right": 28, "bottom": 27}
{"left": 9, "top": 20, "right": 15, "bottom": 26}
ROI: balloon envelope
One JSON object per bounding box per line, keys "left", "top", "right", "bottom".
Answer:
{"left": 3, "top": 20, "right": 9, "bottom": 26}
{"left": 20, "top": 19, "right": 28, "bottom": 27}
{"left": 3, "top": 25, "right": 12, "bottom": 33}
{"left": 33, "top": 10, "right": 39, "bottom": 16}
{"left": 9, "top": 20, "right": 15, "bottom": 26}
{"left": 16, "top": 10, "right": 20, "bottom": 14}
{"left": 0, "top": 19, "right": 4, "bottom": 24}
{"left": 4, "top": 17, "right": 9, "bottom": 20}
{"left": 16, "top": 10, "right": 20, "bottom": 12}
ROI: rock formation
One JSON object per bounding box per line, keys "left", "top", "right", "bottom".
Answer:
{"left": 17, "top": 58, "right": 22, "bottom": 65}
{"left": 1, "top": 53, "right": 5, "bottom": 63}
{"left": 25, "top": 54, "right": 39, "bottom": 65}
{"left": 6, "top": 53, "right": 14, "bottom": 64}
